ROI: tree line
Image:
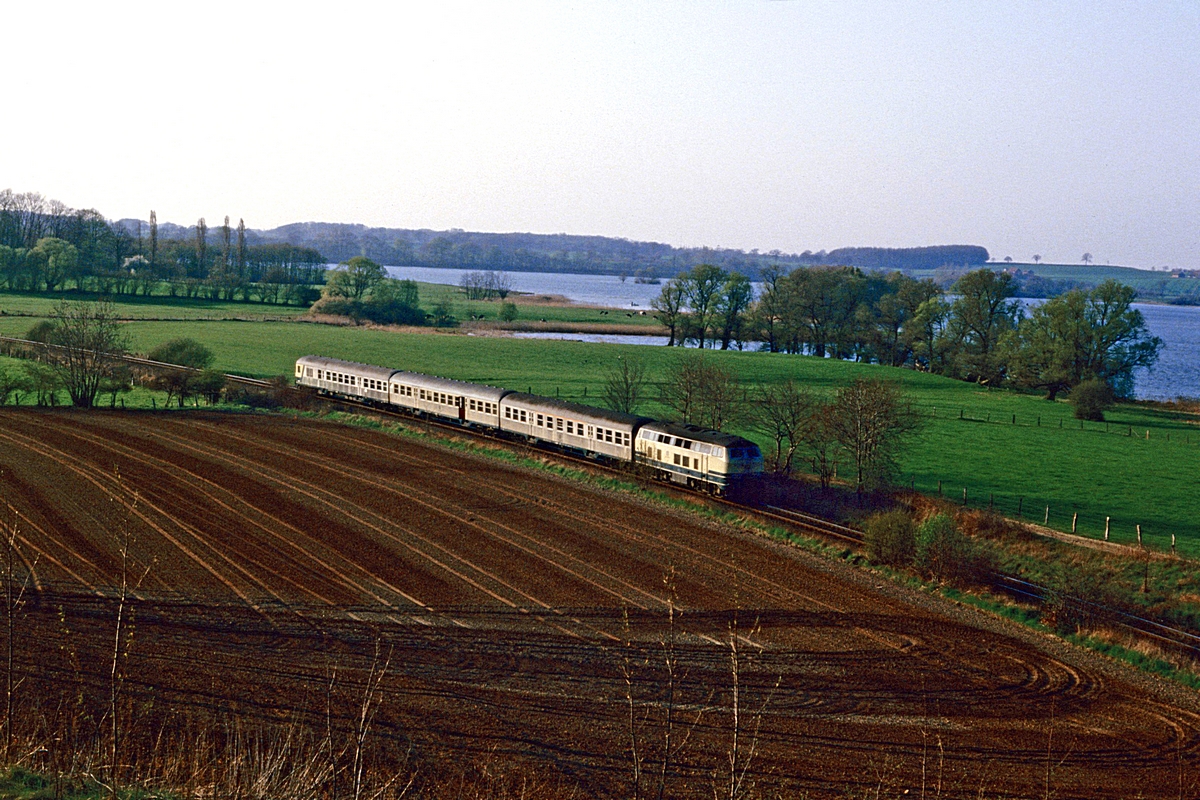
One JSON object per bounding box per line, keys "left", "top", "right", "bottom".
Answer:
{"left": 254, "top": 221, "right": 990, "bottom": 281}
{"left": 0, "top": 190, "right": 325, "bottom": 305}
{"left": 653, "top": 264, "right": 1162, "bottom": 404}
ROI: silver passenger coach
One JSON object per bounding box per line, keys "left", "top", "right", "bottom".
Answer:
{"left": 499, "top": 393, "right": 650, "bottom": 463}
{"left": 388, "top": 371, "right": 509, "bottom": 427}
{"left": 295, "top": 355, "right": 397, "bottom": 404}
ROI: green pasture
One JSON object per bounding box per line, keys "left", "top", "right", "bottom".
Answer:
{"left": 0, "top": 283, "right": 661, "bottom": 329}
{"left": 0, "top": 288, "right": 308, "bottom": 321}
{"left": 1, "top": 300, "right": 1195, "bottom": 552}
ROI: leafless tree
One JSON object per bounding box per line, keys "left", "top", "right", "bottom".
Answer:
{"left": 604, "top": 355, "right": 649, "bottom": 415}
{"left": 799, "top": 402, "right": 839, "bottom": 488}
{"left": 39, "top": 300, "right": 130, "bottom": 408}
{"left": 659, "top": 353, "right": 746, "bottom": 431}
{"left": 752, "top": 380, "right": 814, "bottom": 474}
{"left": 827, "top": 378, "right": 921, "bottom": 494}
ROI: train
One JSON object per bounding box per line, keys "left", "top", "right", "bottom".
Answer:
{"left": 295, "top": 355, "right": 763, "bottom": 495}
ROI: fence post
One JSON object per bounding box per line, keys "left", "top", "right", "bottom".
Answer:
{"left": 1044, "top": 506, "right": 1049, "bottom": 525}
{"left": 1012, "top": 414, "right": 1016, "bottom": 424}
{"left": 962, "top": 487, "right": 968, "bottom": 505}
{"left": 1072, "top": 512, "right": 1077, "bottom": 534}
{"left": 937, "top": 480, "right": 942, "bottom": 496}
{"left": 989, "top": 493, "right": 994, "bottom": 510}
{"left": 1137, "top": 524, "right": 1142, "bottom": 545}
{"left": 1018, "top": 497, "right": 1023, "bottom": 517}
{"left": 1172, "top": 533, "right": 1176, "bottom": 556}
{"left": 1104, "top": 516, "right": 1110, "bottom": 541}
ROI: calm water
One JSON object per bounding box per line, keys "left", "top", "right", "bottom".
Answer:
{"left": 386, "top": 266, "right": 1198, "bottom": 401}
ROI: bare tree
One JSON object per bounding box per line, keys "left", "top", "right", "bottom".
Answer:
{"left": 604, "top": 355, "right": 649, "bottom": 414}
{"left": 659, "top": 353, "right": 745, "bottom": 431}
{"left": 40, "top": 300, "right": 130, "bottom": 408}
{"left": 827, "top": 378, "right": 920, "bottom": 494}
{"left": 753, "top": 380, "right": 813, "bottom": 474}
{"left": 1032, "top": 254, "right": 1041, "bottom": 264}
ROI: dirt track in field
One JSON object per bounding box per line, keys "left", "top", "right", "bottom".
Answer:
{"left": 2, "top": 409, "right": 1199, "bottom": 798}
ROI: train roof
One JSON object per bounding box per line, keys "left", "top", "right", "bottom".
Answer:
{"left": 390, "top": 371, "right": 510, "bottom": 400}
{"left": 297, "top": 355, "right": 399, "bottom": 381}
{"left": 502, "top": 393, "right": 652, "bottom": 429}
{"left": 639, "top": 420, "right": 759, "bottom": 449}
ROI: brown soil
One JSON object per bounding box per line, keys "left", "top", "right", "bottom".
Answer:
{"left": 2, "top": 409, "right": 1198, "bottom": 798}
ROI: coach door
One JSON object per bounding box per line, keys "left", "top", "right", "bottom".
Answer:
{"left": 458, "top": 397, "right": 466, "bottom": 421}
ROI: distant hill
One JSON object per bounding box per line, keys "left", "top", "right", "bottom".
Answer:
{"left": 126, "top": 218, "right": 990, "bottom": 281}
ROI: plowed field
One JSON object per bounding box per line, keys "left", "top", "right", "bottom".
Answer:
{"left": 2, "top": 409, "right": 1198, "bottom": 798}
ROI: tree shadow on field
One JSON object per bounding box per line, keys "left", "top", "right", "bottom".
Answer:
{"left": 737, "top": 474, "right": 898, "bottom": 526}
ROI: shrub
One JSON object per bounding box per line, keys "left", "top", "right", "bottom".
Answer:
{"left": 863, "top": 510, "right": 916, "bottom": 567}
{"left": 25, "top": 319, "right": 58, "bottom": 344}
{"left": 1071, "top": 378, "right": 1113, "bottom": 421}
{"left": 1042, "top": 560, "right": 1118, "bottom": 635}
{"left": 916, "top": 514, "right": 966, "bottom": 582}
{"left": 500, "top": 301, "right": 519, "bottom": 322}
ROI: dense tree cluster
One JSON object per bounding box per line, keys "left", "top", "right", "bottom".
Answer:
{"left": 663, "top": 264, "right": 1161, "bottom": 400}
{"left": 0, "top": 190, "right": 324, "bottom": 304}
{"left": 313, "top": 257, "right": 435, "bottom": 326}
{"left": 651, "top": 265, "right": 755, "bottom": 349}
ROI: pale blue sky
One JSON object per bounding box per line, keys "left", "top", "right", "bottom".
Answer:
{"left": 4, "top": 2, "right": 1197, "bottom": 268}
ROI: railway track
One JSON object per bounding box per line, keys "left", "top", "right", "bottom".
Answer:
{"left": 322, "top": 392, "right": 1200, "bottom": 663}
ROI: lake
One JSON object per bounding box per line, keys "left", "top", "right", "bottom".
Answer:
{"left": 384, "top": 265, "right": 1198, "bottom": 401}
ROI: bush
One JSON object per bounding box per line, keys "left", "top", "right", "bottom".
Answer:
{"left": 25, "top": 319, "right": 57, "bottom": 344}
{"left": 1042, "top": 560, "right": 1118, "bottom": 635}
{"left": 500, "top": 301, "right": 519, "bottom": 322}
{"left": 864, "top": 510, "right": 916, "bottom": 567}
{"left": 1071, "top": 378, "right": 1113, "bottom": 421}
{"left": 916, "top": 514, "right": 965, "bottom": 582}
{"left": 311, "top": 296, "right": 426, "bottom": 326}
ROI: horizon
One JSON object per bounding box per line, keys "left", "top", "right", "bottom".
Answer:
{"left": 4, "top": 2, "right": 1196, "bottom": 271}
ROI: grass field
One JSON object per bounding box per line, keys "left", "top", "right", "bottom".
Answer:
{"left": 0, "top": 288, "right": 310, "bottom": 320}
{"left": 1, "top": 291, "right": 1196, "bottom": 554}
{"left": 0, "top": 282, "right": 663, "bottom": 329}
